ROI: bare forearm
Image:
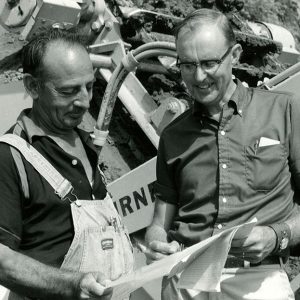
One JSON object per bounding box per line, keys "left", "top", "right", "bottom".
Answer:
{"left": 285, "top": 212, "right": 300, "bottom": 247}
{"left": 0, "top": 244, "right": 82, "bottom": 299}
{"left": 145, "top": 199, "right": 176, "bottom": 245}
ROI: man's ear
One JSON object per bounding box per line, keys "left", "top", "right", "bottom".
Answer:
{"left": 23, "top": 73, "right": 40, "bottom": 100}
{"left": 231, "top": 44, "right": 243, "bottom": 65}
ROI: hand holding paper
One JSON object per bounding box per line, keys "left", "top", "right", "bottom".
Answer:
{"left": 107, "top": 219, "right": 257, "bottom": 299}
{"left": 230, "top": 224, "right": 276, "bottom": 263}
{"left": 138, "top": 240, "right": 181, "bottom": 264}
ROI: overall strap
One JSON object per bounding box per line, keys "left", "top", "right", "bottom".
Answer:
{"left": 10, "top": 124, "right": 30, "bottom": 199}
{"left": 0, "top": 133, "right": 73, "bottom": 200}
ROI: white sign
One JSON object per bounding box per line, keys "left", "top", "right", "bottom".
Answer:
{"left": 107, "top": 157, "right": 157, "bottom": 234}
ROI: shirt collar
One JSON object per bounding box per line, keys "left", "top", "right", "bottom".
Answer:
{"left": 192, "top": 79, "right": 246, "bottom": 118}
{"left": 16, "top": 108, "right": 92, "bottom": 145}
{"left": 229, "top": 79, "right": 246, "bottom": 117}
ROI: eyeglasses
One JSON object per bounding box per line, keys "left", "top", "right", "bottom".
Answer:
{"left": 176, "top": 46, "right": 234, "bottom": 74}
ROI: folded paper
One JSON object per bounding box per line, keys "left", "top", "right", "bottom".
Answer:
{"left": 259, "top": 137, "right": 280, "bottom": 147}
{"left": 108, "top": 219, "right": 257, "bottom": 299}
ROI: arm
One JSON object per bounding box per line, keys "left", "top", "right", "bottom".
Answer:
{"left": 283, "top": 94, "right": 300, "bottom": 255}
{"left": 231, "top": 95, "right": 300, "bottom": 263}
{"left": 146, "top": 199, "right": 176, "bottom": 244}
{"left": 230, "top": 225, "right": 277, "bottom": 263}
{"left": 286, "top": 211, "right": 300, "bottom": 254}
{"left": 142, "top": 131, "right": 181, "bottom": 263}
{"left": 144, "top": 199, "right": 180, "bottom": 263}
{"left": 0, "top": 145, "right": 111, "bottom": 299}
{"left": 0, "top": 243, "right": 112, "bottom": 300}
{"left": 230, "top": 213, "right": 300, "bottom": 263}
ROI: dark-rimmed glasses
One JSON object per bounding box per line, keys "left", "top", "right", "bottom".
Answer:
{"left": 176, "top": 45, "right": 234, "bottom": 74}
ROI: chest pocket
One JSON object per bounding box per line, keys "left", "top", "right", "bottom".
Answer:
{"left": 79, "top": 226, "right": 134, "bottom": 279}
{"left": 245, "top": 143, "right": 286, "bottom": 191}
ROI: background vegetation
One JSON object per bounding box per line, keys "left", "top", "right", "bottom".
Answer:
{"left": 241, "top": 0, "right": 300, "bottom": 50}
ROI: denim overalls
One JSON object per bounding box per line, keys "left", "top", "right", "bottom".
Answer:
{"left": 0, "top": 134, "right": 134, "bottom": 300}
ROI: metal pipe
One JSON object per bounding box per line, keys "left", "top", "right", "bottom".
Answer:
{"left": 97, "top": 47, "right": 176, "bottom": 132}
{"left": 137, "top": 62, "right": 171, "bottom": 75}
{"left": 89, "top": 53, "right": 112, "bottom": 69}
{"left": 262, "top": 61, "right": 300, "bottom": 89}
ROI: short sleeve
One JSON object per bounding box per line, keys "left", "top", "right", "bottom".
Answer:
{"left": 0, "top": 142, "right": 23, "bottom": 250}
{"left": 154, "top": 133, "right": 178, "bottom": 204}
{"left": 289, "top": 95, "right": 300, "bottom": 192}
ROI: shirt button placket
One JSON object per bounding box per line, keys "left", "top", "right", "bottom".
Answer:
{"left": 219, "top": 126, "right": 228, "bottom": 225}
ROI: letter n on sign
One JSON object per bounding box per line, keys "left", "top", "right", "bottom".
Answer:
{"left": 107, "top": 157, "right": 157, "bottom": 233}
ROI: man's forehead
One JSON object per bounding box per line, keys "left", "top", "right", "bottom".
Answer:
{"left": 44, "top": 40, "right": 87, "bottom": 60}
{"left": 177, "top": 23, "right": 224, "bottom": 43}
{"left": 42, "top": 41, "right": 93, "bottom": 80}
{"left": 176, "top": 24, "right": 227, "bottom": 55}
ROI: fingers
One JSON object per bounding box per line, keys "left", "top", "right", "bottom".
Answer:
{"left": 89, "top": 286, "right": 112, "bottom": 299}
{"left": 149, "top": 240, "right": 180, "bottom": 254}
{"left": 229, "top": 249, "right": 264, "bottom": 264}
{"left": 143, "top": 243, "right": 169, "bottom": 264}
{"left": 230, "top": 239, "right": 264, "bottom": 263}
{"left": 139, "top": 240, "right": 181, "bottom": 264}
{"left": 231, "top": 237, "right": 248, "bottom": 248}
{"left": 79, "top": 273, "right": 113, "bottom": 299}
{"left": 230, "top": 226, "right": 277, "bottom": 264}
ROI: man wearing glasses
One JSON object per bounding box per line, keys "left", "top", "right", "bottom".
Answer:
{"left": 145, "top": 8, "right": 300, "bottom": 300}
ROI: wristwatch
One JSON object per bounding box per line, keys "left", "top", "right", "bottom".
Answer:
{"left": 268, "top": 223, "right": 291, "bottom": 255}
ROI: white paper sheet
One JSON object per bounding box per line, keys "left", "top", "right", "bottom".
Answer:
{"left": 108, "top": 219, "right": 257, "bottom": 299}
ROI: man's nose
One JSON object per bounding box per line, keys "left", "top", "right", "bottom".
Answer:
{"left": 194, "top": 65, "right": 207, "bottom": 81}
{"left": 74, "top": 87, "right": 91, "bottom": 109}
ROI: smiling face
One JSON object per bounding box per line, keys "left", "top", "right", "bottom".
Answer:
{"left": 176, "top": 24, "right": 240, "bottom": 114}
{"left": 32, "top": 41, "right": 95, "bottom": 134}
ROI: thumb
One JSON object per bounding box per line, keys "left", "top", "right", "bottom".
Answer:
{"left": 92, "top": 274, "right": 112, "bottom": 295}
{"left": 79, "top": 273, "right": 112, "bottom": 298}
{"left": 89, "top": 280, "right": 112, "bottom": 296}
{"left": 169, "top": 240, "right": 182, "bottom": 252}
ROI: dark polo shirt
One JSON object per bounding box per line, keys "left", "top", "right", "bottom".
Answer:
{"left": 0, "top": 109, "right": 107, "bottom": 267}
{"left": 155, "top": 80, "right": 300, "bottom": 247}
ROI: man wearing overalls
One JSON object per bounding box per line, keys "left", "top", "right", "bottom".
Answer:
{"left": 0, "top": 28, "right": 134, "bottom": 299}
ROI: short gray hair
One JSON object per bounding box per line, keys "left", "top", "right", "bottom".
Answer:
{"left": 174, "top": 8, "right": 236, "bottom": 47}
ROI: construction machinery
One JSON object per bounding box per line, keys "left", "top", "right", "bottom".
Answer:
{"left": 0, "top": 0, "right": 300, "bottom": 299}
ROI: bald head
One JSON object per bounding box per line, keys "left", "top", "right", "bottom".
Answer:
{"left": 22, "top": 28, "right": 89, "bottom": 80}
{"left": 42, "top": 41, "right": 93, "bottom": 83}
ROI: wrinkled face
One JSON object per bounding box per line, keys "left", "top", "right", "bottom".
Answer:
{"left": 176, "top": 24, "right": 237, "bottom": 112}
{"left": 34, "top": 42, "right": 94, "bottom": 133}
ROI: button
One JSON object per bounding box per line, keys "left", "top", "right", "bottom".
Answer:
{"left": 75, "top": 200, "right": 81, "bottom": 207}
{"left": 222, "top": 164, "right": 227, "bottom": 169}
{"left": 217, "top": 224, "right": 223, "bottom": 229}
{"left": 222, "top": 197, "right": 227, "bottom": 203}
{"left": 72, "top": 159, "right": 78, "bottom": 166}
{"left": 220, "top": 130, "right": 226, "bottom": 136}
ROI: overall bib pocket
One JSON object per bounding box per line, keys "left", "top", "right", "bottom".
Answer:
{"left": 79, "top": 226, "right": 134, "bottom": 280}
